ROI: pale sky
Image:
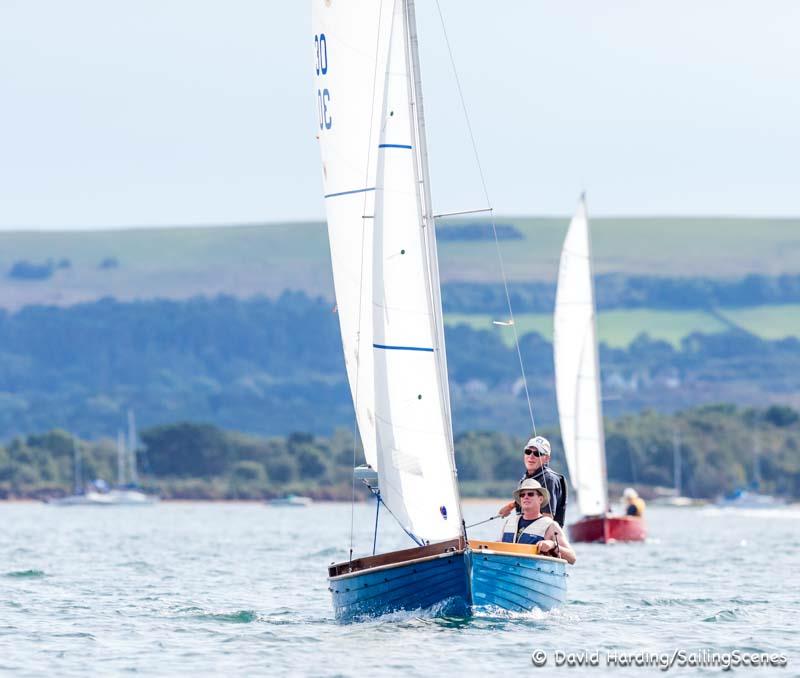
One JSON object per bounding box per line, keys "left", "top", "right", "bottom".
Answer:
{"left": 1, "top": 1, "right": 799, "bottom": 230}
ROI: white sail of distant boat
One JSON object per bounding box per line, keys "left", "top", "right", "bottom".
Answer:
{"left": 554, "top": 196, "right": 646, "bottom": 543}
{"left": 316, "top": 0, "right": 461, "bottom": 543}
{"left": 553, "top": 195, "right": 608, "bottom": 517}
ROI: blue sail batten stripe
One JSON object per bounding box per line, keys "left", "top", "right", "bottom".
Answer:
{"left": 324, "top": 187, "right": 376, "bottom": 199}
{"left": 378, "top": 144, "right": 413, "bottom": 149}
{"left": 373, "top": 343, "right": 434, "bottom": 353}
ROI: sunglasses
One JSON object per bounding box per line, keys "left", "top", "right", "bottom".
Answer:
{"left": 524, "top": 449, "right": 547, "bottom": 457}
{"left": 519, "top": 491, "right": 541, "bottom": 498}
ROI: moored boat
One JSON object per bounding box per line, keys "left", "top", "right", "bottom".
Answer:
{"left": 716, "top": 489, "right": 785, "bottom": 509}
{"left": 267, "top": 495, "right": 313, "bottom": 507}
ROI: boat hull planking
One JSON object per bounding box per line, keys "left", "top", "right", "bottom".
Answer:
{"left": 328, "top": 540, "right": 470, "bottom": 622}
{"left": 568, "top": 514, "right": 646, "bottom": 543}
{"left": 469, "top": 540, "right": 567, "bottom": 612}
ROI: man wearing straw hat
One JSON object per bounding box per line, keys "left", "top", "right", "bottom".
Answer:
{"left": 500, "top": 478, "right": 576, "bottom": 564}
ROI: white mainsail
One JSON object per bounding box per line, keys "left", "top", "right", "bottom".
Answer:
{"left": 553, "top": 195, "right": 608, "bottom": 517}
{"left": 314, "top": 0, "right": 462, "bottom": 542}
{"left": 370, "top": 0, "right": 462, "bottom": 542}
{"left": 312, "top": 1, "right": 395, "bottom": 471}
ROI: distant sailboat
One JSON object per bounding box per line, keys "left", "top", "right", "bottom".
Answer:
{"left": 47, "top": 438, "right": 114, "bottom": 506}
{"left": 267, "top": 495, "right": 313, "bottom": 507}
{"left": 717, "top": 430, "right": 784, "bottom": 508}
{"left": 104, "top": 410, "right": 158, "bottom": 505}
{"left": 658, "top": 428, "right": 695, "bottom": 507}
{"left": 553, "top": 195, "right": 646, "bottom": 543}
{"left": 48, "top": 413, "right": 158, "bottom": 506}
{"left": 314, "top": 0, "right": 568, "bottom": 620}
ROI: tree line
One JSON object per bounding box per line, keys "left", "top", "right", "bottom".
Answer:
{"left": 442, "top": 273, "right": 800, "bottom": 313}
{"left": 1, "top": 405, "right": 797, "bottom": 501}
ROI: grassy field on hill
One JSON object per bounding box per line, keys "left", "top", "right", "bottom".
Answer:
{"left": 719, "top": 305, "right": 800, "bottom": 339}
{"left": 1, "top": 217, "right": 799, "bottom": 310}
{"left": 446, "top": 308, "right": 796, "bottom": 348}
{"left": 447, "top": 305, "right": 800, "bottom": 348}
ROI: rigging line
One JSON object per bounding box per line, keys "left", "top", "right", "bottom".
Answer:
{"left": 349, "top": 1, "right": 387, "bottom": 563}
{"left": 465, "top": 514, "right": 502, "bottom": 529}
{"left": 433, "top": 0, "right": 537, "bottom": 434}
{"left": 364, "top": 481, "right": 425, "bottom": 547}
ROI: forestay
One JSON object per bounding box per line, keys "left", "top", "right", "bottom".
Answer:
{"left": 311, "top": 1, "right": 395, "bottom": 471}
{"left": 370, "top": 0, "right": 462, "bottom": 543}
{"left": 553, "top": 196, "right": 608, "bottom": 517}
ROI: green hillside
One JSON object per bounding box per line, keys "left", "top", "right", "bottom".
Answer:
{"left": 719, "top": 305, "right": 800, "bottom": 340}
{"left": 445, "top": 306, "right": 736, "bottom": 348}
{"left": 1, "top": 217, "right": 799, "bottom": 310}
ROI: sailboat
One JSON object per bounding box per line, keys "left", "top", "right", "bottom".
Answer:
{"left": 47, "top": 437, "right": 114, "bottom": 506}
{"left": 103, "top": 411, "right": 158, "bottom": 505}
{"left": 717, "top": 430, "right": 784, "bottom": 508}
{"left": 656, "top": 428, "right": 696, "bottom": 506}
{"left": 553, "top": 195, "right": 646, "bottom": 543}
{"left": 313, "top": 0, "right": 567, "bottom": 620}
{"left": 48, "top": 414, "right": 158, "bottom": 506}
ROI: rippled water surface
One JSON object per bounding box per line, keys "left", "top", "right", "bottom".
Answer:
{"left": 2, "top": 502, "right": 798, "bottom": 676}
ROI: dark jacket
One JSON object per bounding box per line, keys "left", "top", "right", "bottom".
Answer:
{"left": 516, "top": 465, "right": 568, "bottom": 527}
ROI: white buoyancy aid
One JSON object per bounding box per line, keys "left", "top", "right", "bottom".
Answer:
{"left": 501, "top": 514, "right": 554, "bottom": 545}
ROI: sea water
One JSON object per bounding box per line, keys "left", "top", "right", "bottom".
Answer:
{"left": 1, "top": 502, "right": 797, "bottom": 676}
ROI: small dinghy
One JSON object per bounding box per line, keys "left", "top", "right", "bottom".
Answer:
{"left": 312, "top": 0, "right": 569, "bottom": 620}
{"left": 553, "top": 196, "right": 646, "bottom": 544}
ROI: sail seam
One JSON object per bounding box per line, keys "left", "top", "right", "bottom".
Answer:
{"left": 324, "top": 187, "right": 376, "bottom": 198}
{"left": 373, "top": 343, "right": 433, "bottom": 352}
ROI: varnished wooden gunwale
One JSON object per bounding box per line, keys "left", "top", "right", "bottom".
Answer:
{"left": 328, "top": 537, "right": 465, "bottom": 579}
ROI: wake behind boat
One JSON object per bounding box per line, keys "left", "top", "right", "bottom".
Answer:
{"left": 553, "top": 196, "right": 646, "bottom": 544}
{"left": 313, "top": 0, "right": 568, "bottom": 620}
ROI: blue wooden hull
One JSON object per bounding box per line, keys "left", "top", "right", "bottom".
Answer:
{"left": 470, "top": 548, "right": 567, "bottom": 613}
{"left": 329, "top": 540, "right": 567, "bottom": 621}
{"left": 329, "top": 548, "right": 471, "bottom": 622}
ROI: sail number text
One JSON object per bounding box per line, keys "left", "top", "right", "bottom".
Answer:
{"left": 315, "top": 33, "right": 332, "bottom": 130}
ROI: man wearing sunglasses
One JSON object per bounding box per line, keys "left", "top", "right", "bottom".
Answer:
{"left": 500, "top": 478, "right": 576, "bottom": 564}
{"left": 497, "top": 435, "right": 568, "bottom": 527}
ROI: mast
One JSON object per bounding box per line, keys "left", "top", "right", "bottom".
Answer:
{"left": 673, "top": 427, "right": 681, "bottom": 496}
{"left": 403, "top": 0, "right": 464, "bottom": 527}
{"left": 73, "top": 438, "right": 82, "bottom": 496}
{"left": 117, "top": 431, "right": 126, "bottom": 486}
{"left": 753, "top": 430, "right": 761, "bottom": 489}
{"left": 128, "top": 409, "right": 139, "bottom": 485}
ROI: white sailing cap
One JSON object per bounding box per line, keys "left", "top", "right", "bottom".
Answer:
{"left": 524, "top": 436, "right": 551, "bottom": 455}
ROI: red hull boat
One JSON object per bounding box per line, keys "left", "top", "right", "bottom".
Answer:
{"left": 568, "top": 514, "right": 646, "bottom": 543}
